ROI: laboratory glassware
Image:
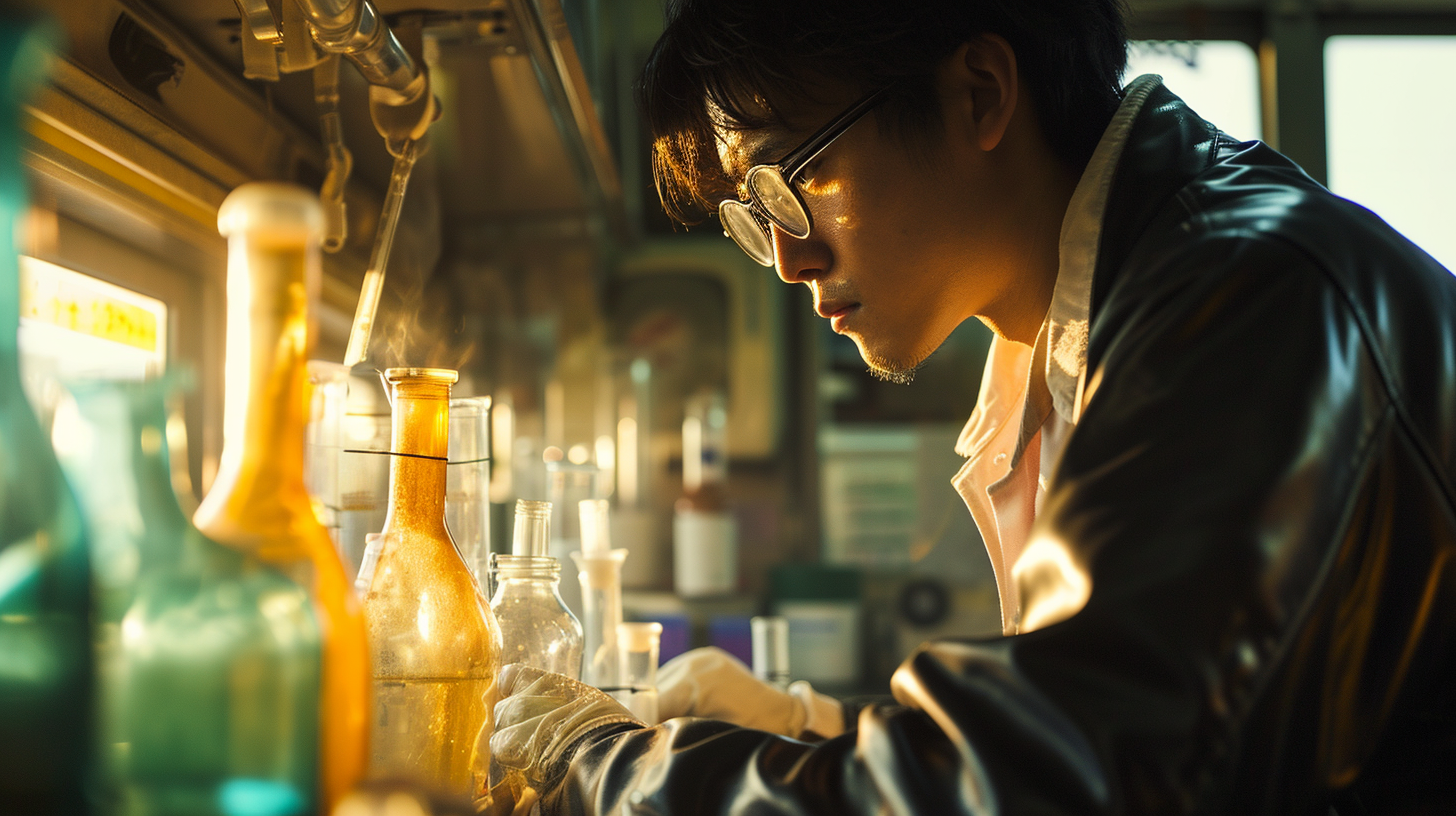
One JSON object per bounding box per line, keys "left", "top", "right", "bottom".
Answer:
{"left": 306, "top": 359, "right": 350, "bottom": 550}
{"left": 546, "top": 458, "right": 601, "bottom": 617}
{"left": 446, "top": 395, "right": 491, "bottom": 592}
{"left": 490, "top": 500, "right": 583, "bottom": 678}
{"left": 60, "top": 377, "right": 322, "bottom": 816}
{"left": 193, "top": 182, "right": 370, "bottom": 813}
{"left": 673, "top": 390, "right": 738, "bottom": 596}
{"left": 0, "top": 15, "right": 94, "bottom": 811}
{"left": 750, "top": 615, "right": 791, "bottom": 690}
{"left": 613, "top": 621, "right": 663, "bottom": 724}
{"left": 572, "top": 498, "right": 626, "bottom": 689}
{"left": 362, "top": 367, "right": 501, "bottom": 802}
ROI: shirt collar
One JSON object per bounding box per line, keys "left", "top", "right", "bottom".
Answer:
{"left": 957, "top": 74, "right": 1162, "bottom": 458}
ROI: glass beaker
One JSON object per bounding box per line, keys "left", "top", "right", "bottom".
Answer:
{"left": 612, "top": 621, "right": 663, "bottom": 724}
{"left": 306, "top": 359, "right": 350, "bottom": 548}
{"left": 446, "top": 396, "right": 491, "bottom": 593}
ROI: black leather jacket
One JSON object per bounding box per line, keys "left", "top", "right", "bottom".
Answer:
{"left": 552, "top": 85, "right": 1456, "bottom": 815}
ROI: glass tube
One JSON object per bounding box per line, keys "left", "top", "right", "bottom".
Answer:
{"left": 572, "top": 499, "right": 626, "bottom": 689}
{"left": 447, "top": 396, "right": 492, "bottom": 593}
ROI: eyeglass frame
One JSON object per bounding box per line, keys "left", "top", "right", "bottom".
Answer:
{"left": 718, "top": 85, "right": 895, "bottom": 266}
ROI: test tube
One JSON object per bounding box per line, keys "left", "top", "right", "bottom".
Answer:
{"left": 751, "top": 616, "right": 791, "bottom": 690}
{"left": 614, "top": 621, "right": 662, "bottom": 724}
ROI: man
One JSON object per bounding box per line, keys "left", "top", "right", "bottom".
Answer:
{"left": 489, "top": 0, "right": 1456, "bottom": 813}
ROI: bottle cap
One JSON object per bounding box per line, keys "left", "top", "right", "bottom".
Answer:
{"left": 217, "top": 182, "right": 323, "bottom": 241}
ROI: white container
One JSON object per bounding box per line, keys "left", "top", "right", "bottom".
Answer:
{"left": 777, "top": 600, "right": 859, "bottom": 687}
{"left": 672, "top": 508, "right": 738, "bottom": 597}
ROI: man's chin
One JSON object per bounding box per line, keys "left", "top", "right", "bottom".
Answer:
{"left": 855, "top": 338, "right": 927, "bottom": 386}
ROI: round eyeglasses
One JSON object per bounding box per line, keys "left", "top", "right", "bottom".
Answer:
{"left": 719, "top": 86, "right": 893, "bottom": 266}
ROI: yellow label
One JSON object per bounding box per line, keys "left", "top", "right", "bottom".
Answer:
{"left": 18, "top": 256, "right": 162, "bottom": 353}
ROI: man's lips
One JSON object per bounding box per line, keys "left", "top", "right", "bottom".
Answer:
{"left": 816, "top": 301, "right": 858, "bottom": 319}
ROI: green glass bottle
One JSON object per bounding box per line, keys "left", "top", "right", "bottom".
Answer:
{"left": 58, "top": 377, "right": 322, "bottom": 816}
{"left": 0, "top": 13, "right": 96, "bottom": 814}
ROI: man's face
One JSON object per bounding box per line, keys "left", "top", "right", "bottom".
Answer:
{"left": 716, "top": 90, "right": 1026, "bottom": 380}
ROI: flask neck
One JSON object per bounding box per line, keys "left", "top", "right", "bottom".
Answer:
{"left": 194, "top": 232, "right": 318, "bottom": 549}
{"left": 492, "top": 554, "right": 562, "bottom": 583}
{"left": 382, "top": 377, "right": 450, "bottom": 533}
{"left": 68, "top": 382, "right": 194, "bottom": 549}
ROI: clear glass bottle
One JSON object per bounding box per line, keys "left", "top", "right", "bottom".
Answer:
{"left": 491, "top": 500, "right": 583, "bottom": 678}
{"left": 0, "top": 16, "right": 94, "bottom": 812}
{"left": 59, "top": 377, "right": 322, "bottom": 816}
{"left": 571, "top": 499, "right": 625, "bottom": 689}
{"left": 362, "top": 368, "right": 501, "bottom": 801}
{"left": 192, "top": 183, "right": 370, "bottom": 813}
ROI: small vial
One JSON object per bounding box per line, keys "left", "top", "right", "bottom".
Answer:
{"left": 613, "top": 621, "right": 662, "bottom": 724}
{"left": 751, "top": 616, "right": 791, "bottom": 690}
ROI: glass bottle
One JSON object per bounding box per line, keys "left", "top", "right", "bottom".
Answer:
{"left": 491, "top": 500, "right": 583, "bottom": 678}
{"left": 673, "top": 390, "right": 738, "bottom": 597}
{"left": 362, "top": 368, "right": 501, "bottom": 801}
{"left": 58, "top": 377, "right": 321, "bottom": 816}
{"left": 0, "top": 16, "right": 94, "bottom": 813}
{"left": 571, "top": 499, "right": 625, "bottom": 688}
{"left": 192, "top": 183, "right": 369, "bottom": 813}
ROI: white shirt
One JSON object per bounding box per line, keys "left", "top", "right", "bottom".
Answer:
{"left": 952, "top": 76, "right": 1162, "bottom": 635}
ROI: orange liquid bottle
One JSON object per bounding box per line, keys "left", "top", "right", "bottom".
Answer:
{"left": 362, "top": 368, "right": 501, "bottom": 802}
{"left": 193, "top": 183, "right": 369, "bottom": 812}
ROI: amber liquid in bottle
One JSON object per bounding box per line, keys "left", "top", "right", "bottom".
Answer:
{"left": 192, "top": 183, "right": 370, "bottom": 813}
{"left": 363, "top": 368, "right": 501, "bottom": 801}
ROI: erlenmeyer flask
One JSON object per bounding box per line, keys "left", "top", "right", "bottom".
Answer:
{"left": 362, "top": 368, "right": 501, "bottom": 802}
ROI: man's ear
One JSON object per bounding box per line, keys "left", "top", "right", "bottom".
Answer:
{"left": 941, "top": 33, "right": 1019, "bottom": 153}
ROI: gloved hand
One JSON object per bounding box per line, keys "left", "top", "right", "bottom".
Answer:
{"left": 489, "top": 663, "right": 643, "bottom": 801}
{"left": 656, "top": 647, "right": 845, "bottom": 739}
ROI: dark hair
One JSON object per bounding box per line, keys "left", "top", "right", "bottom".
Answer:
{"left": 640, "top": 0, "right": 1128, "bottom": 224}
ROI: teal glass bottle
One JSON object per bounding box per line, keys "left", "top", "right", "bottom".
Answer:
{"left": 0, "top": 13, "right": 96, "bottom": 814}
{"left": 57, "top": 376, "right": 323, "bottom": 816}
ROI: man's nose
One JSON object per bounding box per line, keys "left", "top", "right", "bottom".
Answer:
{"left": 773, "top": 225, "right": 830, "bottom": 285}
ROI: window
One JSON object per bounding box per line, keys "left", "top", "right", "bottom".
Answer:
{"left": 1326, "top": 36, "right": 1456, "bottom": 273}
{"left": 1124, "top": 40, "right": 1263, "bottom": 142}
{"left": 17, "top": 255, "right": 167, "bottom": 425}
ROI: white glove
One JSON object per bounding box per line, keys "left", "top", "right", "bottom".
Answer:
{"left": 656, "top": 647, "right": 845, "bottom": 739}
{"left": 489, "top": 664, "right": 643, "bottom": 799}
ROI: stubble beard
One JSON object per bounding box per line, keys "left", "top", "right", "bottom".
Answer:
{"left": 863, "top": 349, "right": 928, "bottom": 385}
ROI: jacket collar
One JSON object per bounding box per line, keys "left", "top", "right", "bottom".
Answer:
{"left": 956, "top": 75, "right": 1163, "bottom": 458}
